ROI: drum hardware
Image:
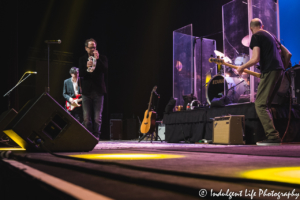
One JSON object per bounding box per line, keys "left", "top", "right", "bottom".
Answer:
{"left": 241, "top": 35, "right": 250, "bottom": 47}
{"left": 228, "top": 79, "right": 245, "bottom": 91}
{"left": 217, "top": 64, "right": 224, "bottom": 75}
{"left": 234, "top": 53, "right": 250, "bottom": 66}
{"left": 206, "top": 74, "right": 248, "bottom": 105}
{"left": 288, "top": 65, "right": 300, "bottom": 104}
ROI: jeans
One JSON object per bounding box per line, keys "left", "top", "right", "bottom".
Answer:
{"left": 82, "top": 91, "right": 104, "bottom": 138}
{"left": 66, "top": 107, "right": 83, "bottom": 124}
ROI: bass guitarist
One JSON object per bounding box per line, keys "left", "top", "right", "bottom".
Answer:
{"left": 63, "top": 67, "right": 83, "bottom": 123}
{"left": 237, "top": 18, "right": 285, "bottom": 145}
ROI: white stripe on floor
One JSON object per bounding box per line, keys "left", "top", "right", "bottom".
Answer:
{"left": 3, "top": 159, "right": 113, "bottom": 200}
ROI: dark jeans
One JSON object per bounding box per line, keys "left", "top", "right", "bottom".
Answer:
{"left": 255, "top": 70, "right": 283, "bottom": 139}
{"left": 82, "top": 91, "right": 104, "bottom": 138}
{"left": 66, "top": 107, "right": 83, "bottom": 124}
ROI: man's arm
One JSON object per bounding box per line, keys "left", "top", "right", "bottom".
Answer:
{"left": 63, "top": 80, "right": 72, "bottom": 102}
{"left": 94, "top": 55, "right": 108, "bottom": 74}
{"left": 79, "top": 56, "right": 89, "bottom": 78}
{"left": 237, "top": 46, "right": 260, "bottom": 75}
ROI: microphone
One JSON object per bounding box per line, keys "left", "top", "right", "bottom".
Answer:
{"left": 26, "top": 71, "right": 37, "bottom": 74}
{"left": 44, "top": 40, "right": 61, "bottom": 44}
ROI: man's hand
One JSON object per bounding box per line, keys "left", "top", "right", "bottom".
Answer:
{"left": 236, "top": 65, "right": 245, "bottom": 76}
{"left": 93, "top": 50, "right": 99, "bottom": 59}
{"left": 69, "top": 98, "right": 74, "bottom": 104}
{"left": 87, "top": 60, "right": 93, "bottom": 68}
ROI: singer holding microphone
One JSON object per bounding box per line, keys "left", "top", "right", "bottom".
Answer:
{"left": 79, "top": 38, "right": 108, "bottom": 140}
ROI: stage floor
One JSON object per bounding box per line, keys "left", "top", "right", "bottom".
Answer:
{"left": 1, "top": 140, "right": 300, "bottom": 199}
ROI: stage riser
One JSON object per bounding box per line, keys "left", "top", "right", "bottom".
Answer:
{"left": 164, "top": 103, "right": 300, "bottom": 144}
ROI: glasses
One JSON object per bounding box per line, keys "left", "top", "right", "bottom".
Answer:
{"left": 87, "top": 47, "right": 96, "bottom": 50}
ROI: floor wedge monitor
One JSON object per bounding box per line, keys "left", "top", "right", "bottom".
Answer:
{"left": 4, "top": 93, "right": 98, "bottom": 152}
{"left": 0, "top": 109, "right": 19, "bottom": 147}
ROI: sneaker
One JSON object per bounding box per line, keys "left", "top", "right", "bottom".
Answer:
{"left": 256, "top": 138, "right": 282, "bottom": 146}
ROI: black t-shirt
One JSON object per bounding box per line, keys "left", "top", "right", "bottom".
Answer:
{"left": 249, "top": 30, "right": 284, "bottom": 73}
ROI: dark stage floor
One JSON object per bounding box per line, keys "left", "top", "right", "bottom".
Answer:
{"left": 1, "top": 141, "right": 300, "bottom": 200}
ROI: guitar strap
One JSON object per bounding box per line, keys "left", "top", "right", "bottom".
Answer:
{"left": 263, "top": 31, "right": 292, "bottom": 142}
{"left": 262, "top": 30, "right": 291, "bottom": 85}
{"left": 262, "top": 30, "right": 281, "bottom": 50}
{"left": 263, "top": 30, "right": 292, "bottom": 69}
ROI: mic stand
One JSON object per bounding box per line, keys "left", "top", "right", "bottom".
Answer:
{"left": 3, "top": 74, "right": 32, "bottom": 109}
{"left": 154, "top": 92, "right": 162, "bottom": 142}
{"left": 47, "top": 44, "right": 50, "bottom": 93}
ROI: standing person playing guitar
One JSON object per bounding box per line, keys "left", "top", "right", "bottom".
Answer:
{"left": 63, "top": 67, "right": 83, "bottom": 123}
{"left": 237, "top": 18, "right": 286, "bottom": 145}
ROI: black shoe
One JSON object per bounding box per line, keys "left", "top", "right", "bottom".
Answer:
{"left": 256, "top": 138, "right": 281, "bottom": 146}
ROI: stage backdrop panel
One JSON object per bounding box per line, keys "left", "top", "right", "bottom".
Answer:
{"left": 173, "top": 24, "right": 216, "bottom": 106}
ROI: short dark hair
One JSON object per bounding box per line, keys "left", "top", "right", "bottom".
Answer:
{"left": 85, "top": 38, "right": 97, "bottom": 47}
{"left": 69, "top": 67, "right": 79, "bottom": 74}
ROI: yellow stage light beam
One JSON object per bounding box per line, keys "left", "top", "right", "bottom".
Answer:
{"left": 33, "top": 0, "right": 55, "bottom": 48}
{"left": 70, "top": 153, "right": 184, "bottom": 160}
{"left": 0, "top": 148, "right": 25, "bottom": 151}
{"left": 241, "top": 166, "right": 300, "bottom": 185}
{"left": 61, "top": 0, "right": 86, "bottom": 50}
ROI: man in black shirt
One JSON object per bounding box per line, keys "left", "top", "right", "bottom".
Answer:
{"left": 79, "top": 38, "right": 108, "bottom": 140}
{"left": 237, "top": 18, "right": 284, "bottom": 145}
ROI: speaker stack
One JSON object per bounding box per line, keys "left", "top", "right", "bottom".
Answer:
{"left": 2, "top": 93, "right": 98, "bottom": 152}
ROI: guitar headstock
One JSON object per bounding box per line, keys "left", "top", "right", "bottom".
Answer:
{"left": 209, "top": 57, "right": 225, "bottom": 65}
{"left": 152, "top": 86, "right": 157, "bottom": 93}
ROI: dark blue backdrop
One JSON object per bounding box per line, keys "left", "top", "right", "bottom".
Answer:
{"left": 280, "top": 0, "right": 300, "bottom": 65}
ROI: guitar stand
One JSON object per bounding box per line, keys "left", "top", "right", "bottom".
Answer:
{"left": 138, "top": 132, "right": 155, "bottom": 143}
{"left": 138, "top": 130, "right": 163, "bottom": 143}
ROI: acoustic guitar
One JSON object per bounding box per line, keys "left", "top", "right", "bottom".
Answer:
{"left": 66, "top": 94, "right": 82, "bottom": 111}
{"left": 140, "top": 86, "right": 157, "bottom": 134}
{"left": 209, "top": 57, "right": 261, "bottom": 78}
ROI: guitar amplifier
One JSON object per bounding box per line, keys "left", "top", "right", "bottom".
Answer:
{"left": 110, "top": 119, "right": 122, "bottom": 140}
{"left": 213, "top": 115, "right": 245, "bottom": 145}
{"left": 157, "top": 124, "right": 165, "bottom": 141}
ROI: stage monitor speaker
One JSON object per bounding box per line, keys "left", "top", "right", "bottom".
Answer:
{"left": 0, "top": 109, "right": 19, "bottom": 147}
{"left": 213, "top": 115, "right": 244, "bottom": 145}
{"left": 4, "top": 93, "right": 98, "bottom": 152}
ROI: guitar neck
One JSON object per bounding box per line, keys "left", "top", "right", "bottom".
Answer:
{"left": 147, "top": 92, "right": 154, "bottom": 114}
{"left": 223, "top": 62, "right": 261, "bottom": 78}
